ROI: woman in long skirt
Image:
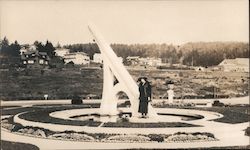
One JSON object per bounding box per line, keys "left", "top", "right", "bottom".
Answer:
{"left": 138, "top": 77, "right": 152, "bottom": 118}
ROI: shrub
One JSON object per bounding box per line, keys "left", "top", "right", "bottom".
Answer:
{"left": 148, "top": 134, "right": 164, "bottom": 142}
{"left": 212, "top": 100, "right": 224, "bottom": 107}
{"left": 71, "top": 95, "right": 83, "bottom": 105}
{"left": 245, "top": 127, "right": 250, "bottom": 136}
{"left": 11, "top": 123, "right": 23, "bottom": 132}
{"left": 192, "top": 132, "right": 215, "bottom": 138}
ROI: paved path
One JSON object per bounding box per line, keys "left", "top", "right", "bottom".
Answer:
{"left": 1, "top": 96, "right": 249, "bottom": 106}
{"left": 1, "top": 124, "right": 249, "bottom": 150}
{"left": 1, "top": 97, "right": 249, "bottom": 149}
{"left": 13, "top": 107, "right": 223, "bottom": 134}
{"left": 2, "top": 109, "right": 250, "bottom": 149}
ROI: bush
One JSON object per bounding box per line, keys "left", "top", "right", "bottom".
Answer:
{"left": 148, "top": 134, "right": 164, "bottom": 142}
{"left": 212, "top": 100, "right": 224, "bottom": 107}
{"left": 245, "top": 127, "right": 250, "bottom": 136}
{"left": 71, "top": 99, "right": 83, "bottom": 105}
{"left": 11, "top": 123, "right": 23, "bottom": 132}
{"left": 71, "top": 95, "right": 82, "bottom": 104}
{"left": 192, "top": 132, "right": 215, "bottom": 138}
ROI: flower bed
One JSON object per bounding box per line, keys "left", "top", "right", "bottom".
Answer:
{"left": 49, "top": 133, "right": 95, "bottom": 141}
{"left": 1, "top": 117, "right": 216, "bottom": 143}
{"left": 166, "top": 132, "right": 216, "bottom": 142}
{"left": 102, "top": 122, "right": 201, "bottom": 128}
{"left": 104, "top": 134, "right": 150, "bottom": 143}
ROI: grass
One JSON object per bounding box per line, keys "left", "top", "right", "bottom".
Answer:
{"left": 154, "top": 104, "right": 250, "bottom": 124}
{"left": 196, "top": 106, "right": 250, "bottom": 124}
{"left": 1, "top": 106, "right": 43, "bottom": 116}
{"left": 0, "top": 68, "right": 103, "bottom": 100}
{"left": 18, "top": 105, "right": 101, "bottom": 127}
{"left": 0, "top": 67, "right": 248, "bottom": 100}
{"left": 0, "top": 104, "right": 100, "bottom": 115}
{"left": 102, "top": 122, "right": 201, "bottom": 128}
{"left": 1, "top": 140, "right": 39, "bottom": 150}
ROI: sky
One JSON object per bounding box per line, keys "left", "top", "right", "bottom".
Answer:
{"left": 0, "top": 0, "right": 249, "bottom": 45}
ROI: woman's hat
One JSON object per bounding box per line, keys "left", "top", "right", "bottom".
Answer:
{"left": 137, "top": 77, "right": 148, "bottom": 82}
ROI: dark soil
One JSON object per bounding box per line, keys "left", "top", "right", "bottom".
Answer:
{"left": 102, "top": 122, "right": 201, "bottom": 128}
{"left": 1, "top": 140, "right": 40, "bottom": 150}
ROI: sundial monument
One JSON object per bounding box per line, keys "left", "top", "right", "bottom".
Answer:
{"left": 88, "top": 24, "right": 158, "bottom": 120}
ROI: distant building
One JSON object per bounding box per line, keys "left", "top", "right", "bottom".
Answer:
{"left": 126, "top": 56, "right": 140, "bottom": 65}
{"left": 126, "top": 56, "right": 162, "bottom": 66}
{"left": 20, "top": 45, "right": 37, "bottom": 55}
{"left": 55, "top": 48, "right": 70, "bottom": 57}
{"left": 93, "top": 53, "right": 122, "bottom": 64}
{"left": 64, "top": 52, "right": 90, "bottom": 65}
{"left": 218, "top": 58, "right": 249, "bottom": 72}
{"left": 21, "top": 51, "right": 49, "bottom": 68}
{"left": 139, "top": 57, "right": 162, "bottom": 66}
{"left": 20, "top": 47, "right": 28, "bottom": 55}
{"left": 93, "top": 53, "right": 103, "bottom": 63}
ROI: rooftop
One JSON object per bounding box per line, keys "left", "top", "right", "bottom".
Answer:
{"left": 219, "top": 58, "right": 249, "bottom": 66}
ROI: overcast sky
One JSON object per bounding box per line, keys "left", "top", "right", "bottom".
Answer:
{"left": 0, "top": 0, "right": 249, "bottom": 45}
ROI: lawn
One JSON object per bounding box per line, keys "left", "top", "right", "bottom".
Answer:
{"left": 198, "top": 106, "right": 250, "bottom": 124}
{"left": 1, "top": 140, "right": 39, "bottom": 150}
{"left": 17, "top": 105, "right": 101, "bottom": 127}
{"left": 153, "top": 104, "right": 249, "bottom": 124}
{"left": 0, "top": 67, "right": 248, "bottom": 100}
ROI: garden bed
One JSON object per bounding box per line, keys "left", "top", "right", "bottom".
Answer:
{"left": 0, "top": 104, "right": 99, "bottom": 116}
{"left": 102, "top": 122, "right": 201, "bottom": 128}
{"left": 18, "top": 107, "right": 101, "bottom": 127}
{"left": 153, "top": 103, "right": 250, "bottom": 124}
{"left": 1, "top": 140, "right": 39, "bottom": 150}
{"left": 1, "top": 117, "right": 216, "bottom": 143}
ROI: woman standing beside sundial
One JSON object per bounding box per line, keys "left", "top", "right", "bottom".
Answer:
{"left": 138, "top": 77, "right": 152, "bottom": 118}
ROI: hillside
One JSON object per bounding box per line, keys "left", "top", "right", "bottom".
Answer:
{"left": 0, "top": 67, "right": 248, "bottom": 100}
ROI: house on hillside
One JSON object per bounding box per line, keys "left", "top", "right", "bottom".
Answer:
{"left": 93, "top": 53, "right": 103, "bottom": 63}
{"left": 55, "top": 48, "right": 70, "bottom": 57}
{"left": 218, "top": 58, "right": 249, "bottom": 72}
{"left": 126, "top": 56, "right": 162, "bottom": 66}
{"left": 92, "top": 53, "right": 123, "bottom": 64}
{"left": 21, "top": 51, "right": 50, "bottom": 68}
{"left": 64, "top": 52, "right": 90, "bottom": 65}
{"left": 20, "top": 45, "right": 37, "bottom": 55}
{"left": 126, "top": 56, "right": 140, "bottom": 65}
{"left": 139, "top": 57, "right": 162, "bottom": 67}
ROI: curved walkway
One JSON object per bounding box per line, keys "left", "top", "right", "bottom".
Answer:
{"left": 13, "top": 108, "right": 223, "bottom": 134}
{"left": 1, "top": 97, "right": 249, "bottom": 149}
{"left": 1, "top": 124, "right": 249, "bottom": 150}
{"left": 1, "top": 96, "right": 249, "bottom": 107}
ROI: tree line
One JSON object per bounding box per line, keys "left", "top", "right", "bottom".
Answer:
{"left": 0, "top": 36, "right": 249, "bottom": 67}
{"left": 0, "top": 37, "right": 57, "bottom": 58}
{"left": 0, "top": 37, "right": 61, "bottom": 67}
{"left": 65, "top": 42, "right": 249, "bottom": 66}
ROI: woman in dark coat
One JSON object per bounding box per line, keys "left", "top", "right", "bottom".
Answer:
{"left": 138, "top": 77, "right": 152, "bottom": 118}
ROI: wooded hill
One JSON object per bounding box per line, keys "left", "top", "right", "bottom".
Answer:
{"left": 1, "top": 37, "right": 249, "bottom": 67}
{"left": 65, "top": 42, "right": 249, "bottom": 67}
